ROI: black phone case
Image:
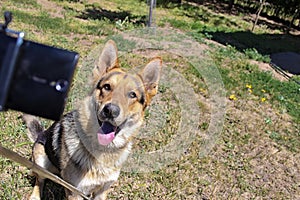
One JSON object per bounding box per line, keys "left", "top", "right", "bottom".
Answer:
{"left": 0, "top": 33, "right": 79, "bottom": 120}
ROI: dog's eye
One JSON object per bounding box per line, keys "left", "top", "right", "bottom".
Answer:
{"left": 128, "top": 91, "right": 137, "bottom": 99}
{"left": 103, "top": 84, "right": 111, "bottom": 91}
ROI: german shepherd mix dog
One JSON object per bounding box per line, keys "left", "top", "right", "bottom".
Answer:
{"left": 23, "top": 40, "right": 162, "bottom": 200}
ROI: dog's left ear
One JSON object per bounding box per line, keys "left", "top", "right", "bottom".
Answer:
{"left": 140, "top": 57, "right": 162, "bottom": 106}
{"left": 93, "top": 40, "right": 119, "bottom": 84}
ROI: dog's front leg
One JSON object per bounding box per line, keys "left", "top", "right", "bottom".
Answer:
{"left": 92, "top": 180, "right": 115, "bottom": 200}
{"left": 29, "top": 143, "right": 50, "bottom": 200}
{"left": 65, "top": 190, "right": 84, "bottom": 200}
{"left": 29, "top": 176, "right": 44, "bottom": 200}
{"left": 93, "top": 193, "right": 107, "bottom": 200}
{"left": 67, "top": 185, "right": 110, "bottom": 200}
{"left": 93, "top": 190, "right": 108, "bottom": 200}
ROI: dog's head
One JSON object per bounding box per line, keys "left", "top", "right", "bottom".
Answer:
{"left": 91, "top": 40, "right": 162, "bottom": 147}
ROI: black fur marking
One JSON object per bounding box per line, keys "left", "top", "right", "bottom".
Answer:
{"left": 96, "top": 71, "right": 123, "bottom": 91}
{"left": 45, "top": 122, "right": 62, "bottom": 170}
{"left": 139, "top": 93, "right": 145, "bottom": 105}
{"left": 29, "top": 120, "right": 44, "bottom": 134}
{"left": 96, "top": 78, "right": 104, "bottom": 89}
{"left": 36, "top": 132, "right": 47, "bottom": 146}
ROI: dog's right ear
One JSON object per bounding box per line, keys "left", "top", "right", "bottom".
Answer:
{"left": 93, "top": 40, "right": 119, "bottom": 83}
{"left": 140, "top": 57, "right": 162, "bottom": 106}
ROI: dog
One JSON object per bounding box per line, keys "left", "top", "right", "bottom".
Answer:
{"left": 23, "top": 40, "right": 162, "bottom": 200}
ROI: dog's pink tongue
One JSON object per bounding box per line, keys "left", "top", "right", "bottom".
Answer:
{"left": 97, "top": 122, "right": 116, "bottom": 146}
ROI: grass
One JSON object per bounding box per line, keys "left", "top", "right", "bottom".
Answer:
{"left": 211, "top": 45, "right": 300, "bottom": 122}
{"left": 1, "top": 0, "right": 300, "bottom": 199}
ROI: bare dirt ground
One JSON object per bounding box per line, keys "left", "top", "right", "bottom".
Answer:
{"left": 37, "top": 0, "right": 64, "bottom": 18}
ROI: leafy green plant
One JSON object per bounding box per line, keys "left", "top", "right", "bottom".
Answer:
{"left": 243, "top": 48, "right": 270, "bottom": 62}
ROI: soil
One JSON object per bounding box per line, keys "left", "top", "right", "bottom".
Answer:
{"left": 37, "top": 0, "right": 64, "bottom": 18}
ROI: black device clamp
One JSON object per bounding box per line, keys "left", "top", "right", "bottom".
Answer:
{"left": 0, "top": 11, "right": 13, "bottom": 32}
{"left": 0, "top": 11, "right": 25, "bottom": 111}
{"left": 0, "top": 11, "right": 79, "bottom": 120}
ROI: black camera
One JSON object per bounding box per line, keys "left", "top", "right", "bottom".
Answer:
{"left": 0, "top": 12, "right": 79, "bottom": 120}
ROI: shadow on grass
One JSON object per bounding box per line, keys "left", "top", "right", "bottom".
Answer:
{"left": 207, "top": 31, "right": 300, "bottom": 55}
{"left": 77, "top": 6, "right": 146, "bottom": 25}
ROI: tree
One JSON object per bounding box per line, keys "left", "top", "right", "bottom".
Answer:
{"left": 252, "top": 0, "right": 266, "bottom": 31}
{"left": 228, "top": 0, "right": 235, "bottom": 12}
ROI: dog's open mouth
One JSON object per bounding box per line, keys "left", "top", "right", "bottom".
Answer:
{"left": 97, "top": 122, "right": 117, "bottom": 146}
{"left": 97, "top": 120, "right": 126, "bottom": 146}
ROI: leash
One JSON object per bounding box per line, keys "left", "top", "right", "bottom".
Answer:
{"left": 0, "top": 143, "right": 92, "bottom": 200}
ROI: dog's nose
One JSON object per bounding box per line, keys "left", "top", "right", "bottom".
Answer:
{"left": 101, "top": 103, "right": 120, "bottom": 119}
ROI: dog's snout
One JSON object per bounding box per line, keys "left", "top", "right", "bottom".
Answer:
{"left": 101, "top": 103, "right": 120, "bottom": 119}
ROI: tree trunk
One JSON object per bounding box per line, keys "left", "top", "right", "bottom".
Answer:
{"left": 228, "top": 0, "right": 234, "bottom": 12}
{"left": 290, "top": 9, "right": 299, "bottom": 29}
{"left": 251, "top": 0, "right": 266, "bottom": 32}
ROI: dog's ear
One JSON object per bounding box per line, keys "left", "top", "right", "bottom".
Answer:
{"left": 140, "top": 57, "right": 162, "bottom": 106}
{"left": 93, "top": 40, "right": 119, "bottom": 82}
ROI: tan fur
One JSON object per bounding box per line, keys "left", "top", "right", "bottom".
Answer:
{"left": 24, "top": 40, "right": 162, "bottom": 200}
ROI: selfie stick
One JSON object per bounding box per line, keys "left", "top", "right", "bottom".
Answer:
{"left": 0, "top": 11, "right": 25, "bottom": 111}
{"left": 0, "top": 12, "right": 90, "bottom": 199}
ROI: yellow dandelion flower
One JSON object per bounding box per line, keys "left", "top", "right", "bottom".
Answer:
{"left": 261, "top": 97, "right": 266, "bottom": 102}
{"left": 199, "top": 88, "right": 206, "bottom": 93}
{"left": 229, "top": 94, "right": 237, "bottom": 101}
{"left": 261, "top": 89, "right": 266, "bottom": 93}
{"left": 246, "top": 84, "right": 252, "bottom": 89}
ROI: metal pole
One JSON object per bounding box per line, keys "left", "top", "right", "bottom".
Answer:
{"left": 148, "top": 0, "right": 156, "bottom": 27}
